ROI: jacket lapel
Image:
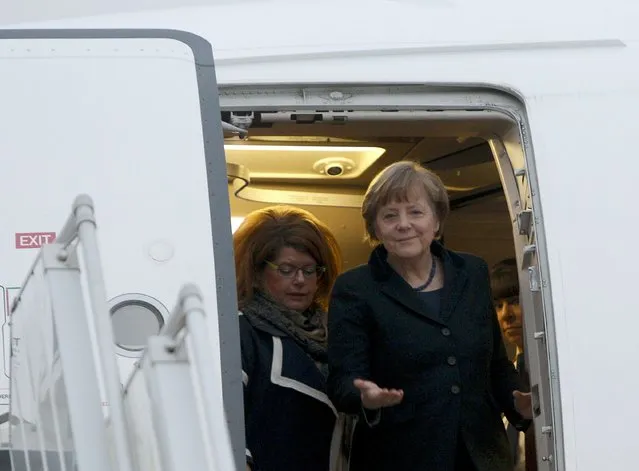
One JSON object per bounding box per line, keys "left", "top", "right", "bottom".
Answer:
{"left": 270, "top": 336, "right": 337, "bottom": 416}
{"left": 242, "top": 315, "right": 337, "bottom": 415}
{"left": 438, "top": 248, "right": 468, "bottom": 323}
{"left": 380, "top": 272, "right": 446, "bottom": 325}
{"left": 371, "top": 242, "right": 468, "bottom": 325}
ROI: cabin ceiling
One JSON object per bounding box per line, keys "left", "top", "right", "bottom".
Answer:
{"left": 224, "top": 115, "right": 515, "bottom": 268}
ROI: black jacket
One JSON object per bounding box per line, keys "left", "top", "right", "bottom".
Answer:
{"left": 327, "top": 242, "right": 527, "bottom": 471}
{"left": 240, "top": 314, "right": 337, "bottom": 471}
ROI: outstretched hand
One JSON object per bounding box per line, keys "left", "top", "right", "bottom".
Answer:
{"left": 513, "top": 390, "right": 533, "bottom": 419}
{"left": 354, "top": 379, "right": 404, "bottom": 410}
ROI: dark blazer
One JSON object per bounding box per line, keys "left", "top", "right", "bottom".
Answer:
{"left": 326, "top": 242, "right": 528, "bottom": 471}
{"left": 240, "top": 313, "right": 337, "bottom": 471}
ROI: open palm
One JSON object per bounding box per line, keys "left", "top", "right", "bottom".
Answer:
{"left": 354, "top": 379, "right": 404, "bottom": 410}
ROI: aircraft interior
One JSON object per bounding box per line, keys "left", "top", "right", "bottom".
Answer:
{"left": 220, "top": 107, "right": 543, "bottom": 465}
{"left": 222, "top": 110, "right": 517, "bottom": 273}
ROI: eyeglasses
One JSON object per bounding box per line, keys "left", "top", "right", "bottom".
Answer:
{"left": 265, "top": 260, "right": 326, "bottom": 279}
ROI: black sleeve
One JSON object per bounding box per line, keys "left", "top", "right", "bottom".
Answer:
{"left": 483, "top": 262, "right": 530, "bottom": 430}
{"left": 327, "top": 275, "right": 372, "bottom": 415}
{"left": 239, "top": 316, "right": 258, "bottom": 467}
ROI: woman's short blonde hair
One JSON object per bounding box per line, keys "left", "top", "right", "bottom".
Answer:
{"left": 233, "top": 205, "right": 342, "bottom": 310}
{"left": 362, "top": 161, "right": 450, "bottom": 245}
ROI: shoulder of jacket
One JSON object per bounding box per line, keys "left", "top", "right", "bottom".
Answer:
{"left": 446, "top": 249, "right": 489, "bottom": 272}
{"left": 238, "top": 311, "right": 252, "bottom": 330}
{"left": 335, "top": 263, "right": 374, "bottom": 285}
{"left": 239, "top": 314, "right": 269, "bottom": 344}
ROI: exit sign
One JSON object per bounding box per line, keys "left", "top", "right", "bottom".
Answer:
{"left": 15, "top": 232, "right": 56, "bottom": 249}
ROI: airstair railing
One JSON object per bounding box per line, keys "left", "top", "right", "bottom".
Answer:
{"left": 9, "top": 194, "right": 236, "bottom": 471}
{"left": 123, "top": 284, "right": 236, "bottom": 471}
{"left": 9, "top": 194, "right": 133, "bottom": 471}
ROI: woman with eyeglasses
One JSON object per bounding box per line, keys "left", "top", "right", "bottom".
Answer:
{"left": 233, "top": 206, "right": 344, "bottom": 471}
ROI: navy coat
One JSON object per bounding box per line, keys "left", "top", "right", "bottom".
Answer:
{"left": 240, "top": 313, "right": 338, "bottom": 471}
{"left": 327, "top": 242, "right": 528, "bottom": 471}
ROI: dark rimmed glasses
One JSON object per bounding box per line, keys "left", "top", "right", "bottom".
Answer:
{"left": 265, "top": 260, "right": 326, "bottom": 279}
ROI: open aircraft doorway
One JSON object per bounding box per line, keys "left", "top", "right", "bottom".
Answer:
{"left": 219, "top": 84, "right": 561, "bottom": 471}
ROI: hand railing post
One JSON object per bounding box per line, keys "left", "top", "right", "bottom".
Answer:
{"left": 57, "top": 195, "right": 134, "bottom": 471}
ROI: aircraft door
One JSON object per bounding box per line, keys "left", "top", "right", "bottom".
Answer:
{"left": 490, "top": 137, "right": 560, "bottom": 471}
{"left": 0, "top": 29, "right": 243, "bottom": 470}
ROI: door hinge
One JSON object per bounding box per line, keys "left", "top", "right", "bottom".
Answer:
{"left": 517, "top": 209, "right": 533, "bottom": 236}
{"left": 528, "top": 265, "right": 541, "bottom": 292}
{"left": 521, "top": 244, "right": 536, "bottom": 269}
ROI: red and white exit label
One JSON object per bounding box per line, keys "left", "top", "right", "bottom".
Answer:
{"left": 15, "top": 232, "right": 56, "bottom": 249}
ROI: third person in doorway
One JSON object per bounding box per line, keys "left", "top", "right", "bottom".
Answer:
{"left": 491, "top": 258, "right": 537, "bottom": 471}
{"left": 327, "top": 161, "right": 533, "bottom": 471}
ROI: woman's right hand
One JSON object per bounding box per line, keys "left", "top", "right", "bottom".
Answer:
{"left": 354, "top": 379, "right": 404, "bottom": 410}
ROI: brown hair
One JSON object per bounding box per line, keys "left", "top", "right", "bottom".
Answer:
{"left": 490, "top": 258, "right": 520, "bottom": 300}
{"left": 362, "top": 161, "right": 450, "bottom": 244}
{"left": 233, "top": 205, "right": 342, "bottom": 310}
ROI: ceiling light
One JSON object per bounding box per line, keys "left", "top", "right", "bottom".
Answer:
{"left": 224, "top": 144, "right": 386, "bottom": 180}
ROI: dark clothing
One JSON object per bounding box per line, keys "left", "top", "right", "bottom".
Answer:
{"left": 241, "top": 290, "right": 328, "bottom": 364}
{"left": 327, "top": 242, "right": 527, "bottom": 471}
{"left": 507, "top": 353, "right": 538, "bottom": 471}
{"left": 525, "top": 427, "right": 537, "bottom": 471}
{"left": 418, "top": 287, "right": 443, "bottom": 315}
{"left": 455, "top": 438, "right": 479, "bottom": 471}
{"left": 240, "top": 313, "right": 337, "bottom": 471}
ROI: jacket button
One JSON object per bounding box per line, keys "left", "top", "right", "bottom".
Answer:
{"left": 441, "top": 327, "right": 451, "bottom": 336}
{"left": 447, "top": 356, "right": 457, "bottom": 366}
{"left": 451, "top": 385, "right": 461, "bottom": 394}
